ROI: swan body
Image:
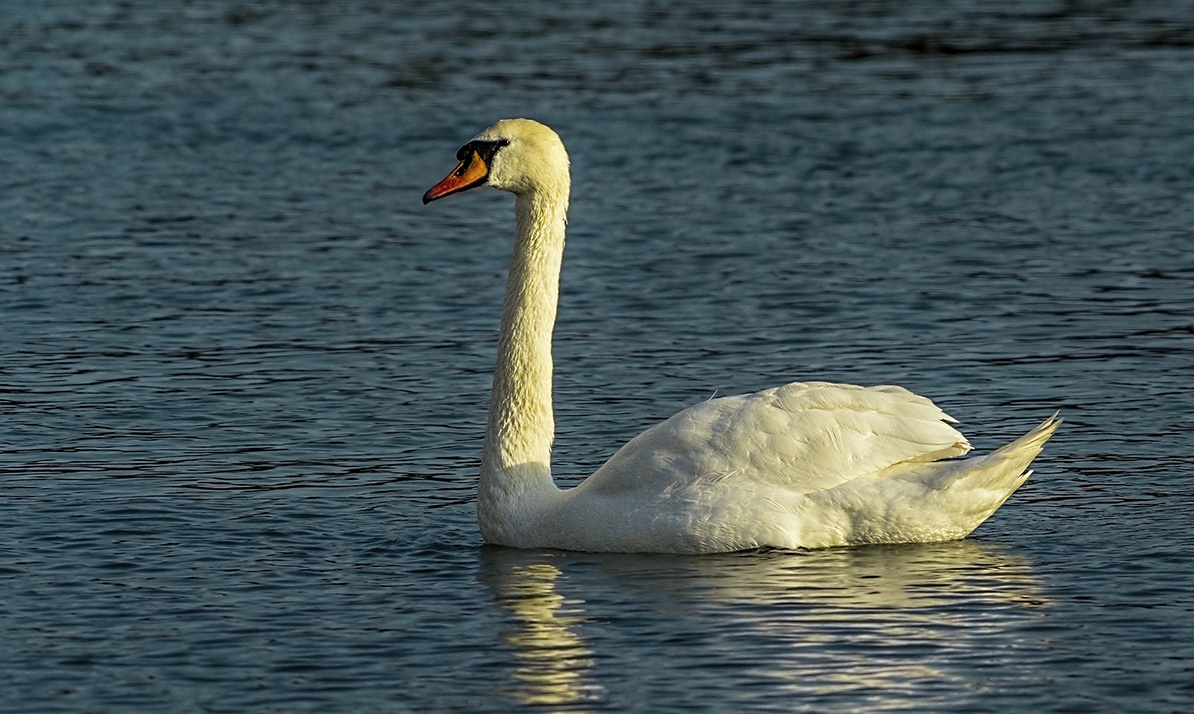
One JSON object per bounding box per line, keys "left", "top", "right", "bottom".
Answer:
{"left": 424, "top": 118, "right": 1059, "bottom": 555}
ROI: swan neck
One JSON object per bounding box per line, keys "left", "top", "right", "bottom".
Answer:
{"left": 480, "top": 186, "right": 569, "bottom": 510}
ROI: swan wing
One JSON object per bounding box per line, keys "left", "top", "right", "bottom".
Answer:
{"left": 581, "top": 382, "right": 971, "bottom": 497}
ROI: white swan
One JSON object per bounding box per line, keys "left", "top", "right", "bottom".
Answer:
{"left": 423, "top": 118, "right": 1060, "bottom": 554}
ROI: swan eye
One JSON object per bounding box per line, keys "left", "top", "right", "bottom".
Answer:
{"left": 456, "top": 139, "right": 509, "bottom": 163}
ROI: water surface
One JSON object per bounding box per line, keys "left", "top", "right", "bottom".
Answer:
{"left": 3, "top": 2, "right": 1193, "bottom": 712}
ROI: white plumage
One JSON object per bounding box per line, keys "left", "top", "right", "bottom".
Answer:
{"left": 424, "top": 118, "right": 1059, "bottom": 554}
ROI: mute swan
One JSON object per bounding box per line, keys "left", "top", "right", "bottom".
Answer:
{"left": 423, "top": 118, "right": 1059, "bottom": 554}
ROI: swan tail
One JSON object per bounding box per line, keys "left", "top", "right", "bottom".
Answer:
{"left": 991, "top": 411, "right": 1061, "bottom": 460}
{"left": 895, "top": 412, "right": 1060, "bottom": 541}
{"left": 955, "top": 411, "right": 1061, "bottom": 494}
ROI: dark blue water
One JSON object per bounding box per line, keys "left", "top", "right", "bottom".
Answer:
{"left": 3, "top": 2, "right": 1193, "bottom": 712}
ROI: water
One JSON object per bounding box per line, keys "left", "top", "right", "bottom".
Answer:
{"left": 3, "top": 1, "right": 1193, "bottom": 712}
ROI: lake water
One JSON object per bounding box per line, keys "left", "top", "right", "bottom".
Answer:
{"left": 3, "top": 1, "right": 1193, "bottom": 712}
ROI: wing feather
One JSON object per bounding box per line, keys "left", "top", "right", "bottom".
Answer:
{"left": 582, "top": 382, "right": 971, "bottom": 498}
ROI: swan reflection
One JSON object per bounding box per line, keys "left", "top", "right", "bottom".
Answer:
{"left": 480, "top": 549, "right": 601, "bottom": 711}
{"left": 482, "top": 541, "right": 1046, "bottom": 709}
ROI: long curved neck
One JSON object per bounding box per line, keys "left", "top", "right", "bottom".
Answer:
{"left": 479, "top": 182, "right": 570, "bottom": 539}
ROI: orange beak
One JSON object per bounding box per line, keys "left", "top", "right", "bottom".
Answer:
{"left": 422, "top": 151, "right": 490, "bottom": 204}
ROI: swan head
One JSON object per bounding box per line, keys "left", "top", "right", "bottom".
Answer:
{"left": 422, "top": 118, "right": 569, "bottom": 204}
